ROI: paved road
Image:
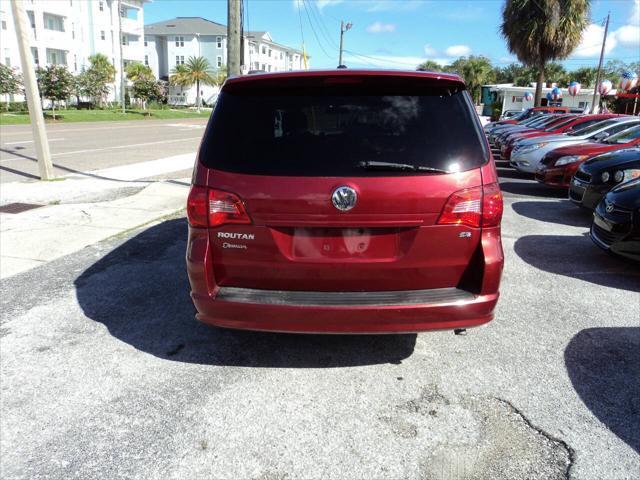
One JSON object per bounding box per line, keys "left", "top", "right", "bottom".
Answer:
{"left": 1, "top": 172, "right": 639, "bottom": 479}
{"left": 0, "top": 118, "right": 208, "bottom": 183}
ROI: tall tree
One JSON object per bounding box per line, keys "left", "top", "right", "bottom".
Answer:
{"left": 83, "top": 53, "right": 116, "bottom": 107}
{"left": 169, "top": 56, "right": 216, "bottom": 112}
{"left": 501, "top": 0, "right": 590, "bottom": 106}
{"left": 39, "top": 65, "right": 75, "bottom": 119}
{"left": 0, "top": 64, "right": 22, "bottom": 105}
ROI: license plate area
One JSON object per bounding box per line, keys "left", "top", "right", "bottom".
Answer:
{"left": 289, "top": 227, "right": 400, "bottom": 261}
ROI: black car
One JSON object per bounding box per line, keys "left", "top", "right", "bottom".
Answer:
{"left": 590, "top": 177, "right": 640, "bottom": 261}
{"left": 569, "top": 147, "right": 640, "bottom": 210}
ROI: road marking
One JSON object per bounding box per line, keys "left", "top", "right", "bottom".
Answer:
{"left": 4, "top": 138, "right": 65, "bottom": 145}
{"left": 0, "top": 121, "right": 206, "bottom": 136}
{"left": 51, "top": 137, "right": 202, "bottom": 157}
{"left": 85, "top": 152, "right": 196, "bottom": 181}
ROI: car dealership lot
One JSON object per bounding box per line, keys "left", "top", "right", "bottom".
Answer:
{"left": 1, "top": 173, "right": 638, "bottom": 479}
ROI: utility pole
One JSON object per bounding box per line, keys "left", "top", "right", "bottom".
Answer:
{"left": 338, "top": 20, "right": 352, "bottom": 68}
{"left": 118, "top": 0, "right": 125, "bottom": 113}
{"left": 227, "top": 0, "right": 241, "bottom": 77}
{"left": 10, "top": 0, "right": 54, "bottom": 180}
{"left": 591, "top": 12, "right": 610, "bottom": 114}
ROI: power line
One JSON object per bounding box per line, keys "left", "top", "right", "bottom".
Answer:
{"left": 301, "top": 0, "right": 334, "bottom": 59}
{"left": 305, "top": 0, "right": 339, "bottom": 51}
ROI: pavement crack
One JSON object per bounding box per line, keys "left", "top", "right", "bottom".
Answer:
{"left": 494, "top": 397, "right": 576, "bottom": 480}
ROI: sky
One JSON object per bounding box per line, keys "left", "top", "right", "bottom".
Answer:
{"left": 144, "top": 0, "right": 640, "bottom": 71}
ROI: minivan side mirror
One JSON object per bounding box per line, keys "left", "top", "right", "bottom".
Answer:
{"left": 593, "top": 131, "right": 610, "bottom": 140}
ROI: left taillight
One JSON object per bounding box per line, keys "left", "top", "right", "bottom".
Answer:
{"left": 187, "top": 186, "right": 251, "bottom": 228}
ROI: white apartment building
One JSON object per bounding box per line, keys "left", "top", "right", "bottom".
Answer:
{"left": 0, "top": 0, "right": 147, "bottom": 102}
{"left": 144, "top": 17, "right": 306, "bottom": 105}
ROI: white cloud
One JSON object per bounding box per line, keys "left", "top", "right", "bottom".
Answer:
{"left": 423, "top": 44, "right": 437, "bottom": 56}
{"left": 444, "top": 45, "right": 472, "bottom": 57}
{"left": 631, "top": 0, "right": 640, "bottom": 24}
{"left": 573, "top": 23, "right": 617, "bottom": 57}
{"left": 366, "top": 21, "right": 396, "bottom": 33}
{"left": 613, "top": 24, "right": 640, "bottom": 48}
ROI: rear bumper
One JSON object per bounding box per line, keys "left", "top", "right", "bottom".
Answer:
{"left": 191, "top": 290, "right": 499, "bottom": 333}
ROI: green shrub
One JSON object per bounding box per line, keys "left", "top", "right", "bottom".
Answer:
{"left": 2, "top": 101, "right": 28, "bottom": 112}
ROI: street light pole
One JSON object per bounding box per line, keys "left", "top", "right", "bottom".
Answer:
{"left": 338, "top": 20, "right": 352, "bottom": 68}
{"left": 590, "top": 12, "right": 610, "bottom": 114}
{"left": 118, "top": 0, "right": 125, "bottom": 113}
{"left": 10, "top": 0, "right": 54, "bottom": 180}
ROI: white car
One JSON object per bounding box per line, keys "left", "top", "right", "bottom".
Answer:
{"left": 510, "top": 117, "right": 640, "bottom": 173}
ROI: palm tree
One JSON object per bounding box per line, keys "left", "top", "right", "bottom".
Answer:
{"left": 170, "top": 56, "right": 216, "bottom": 112}
{"left": 125, "top": 61, "right": 153, "bottom": 82}
{"left": 501, "top": 0, "right": 590, "bottom": 106}
{"left": 417, "top": 60, "right": 444, "bottom": 72}
{"left": 445, "top": 56, "right": 496, "bottom": 104}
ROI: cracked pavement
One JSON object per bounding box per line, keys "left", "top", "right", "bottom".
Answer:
{"left": 1, "top": 174, "right": 639, "bottom": 479}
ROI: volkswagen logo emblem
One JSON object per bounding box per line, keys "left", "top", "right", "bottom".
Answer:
{"left": 605, "top": 202, "right": 614, "bottom": 213}
{"left": 331, "top": 186, "right": 357, "bottom": 211}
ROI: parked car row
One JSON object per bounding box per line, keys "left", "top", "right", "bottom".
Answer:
{"left": 485, "top": 111, "right": 640, "bottom": 262}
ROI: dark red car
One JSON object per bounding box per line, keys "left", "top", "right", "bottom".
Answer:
{"left": 500, "top": 114, "right": 619, "bottom": 160}
{"left": 186, "top": 70, "right": 504, "bottom": 333}
{"left": 535, "top": 125, "right": 640, "bottom": 188}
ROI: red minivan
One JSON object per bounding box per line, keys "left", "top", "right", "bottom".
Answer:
{"left": 186, "top": 70, "right": 504, "bottom": 333}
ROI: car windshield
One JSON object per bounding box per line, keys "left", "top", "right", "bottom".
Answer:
{"left": 602, "top": 125, "right": 640, "bottom": 144}
{"left": 201, "top": 79, "right": 488, "bottom": 176}
{"left": 567, "top": 119, "right": 619, "bottom": 136}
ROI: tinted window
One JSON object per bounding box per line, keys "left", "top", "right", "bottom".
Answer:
{"left": 603, "top": 125, "right": 640, "bottom": 144}
{"left": 568, "top": 119, "right": 619, "bottom": 136}
{"left": 201, "top": 81, "right": 487, "bottom": 176}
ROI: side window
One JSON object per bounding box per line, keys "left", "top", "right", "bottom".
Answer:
{"left": 605, "top": 123, "right": 638, "bottom": 136}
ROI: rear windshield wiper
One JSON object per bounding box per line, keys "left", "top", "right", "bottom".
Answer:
{"left": 359, "top": 161, "right": 449, "bottom": 174}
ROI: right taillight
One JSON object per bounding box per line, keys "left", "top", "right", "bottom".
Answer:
{"left": 186, "top": 186, "right": 251, "bottom": 228}
{"left": 437, "top": 183, "right": 503, "bottom": 228}
{"left": 481, "top": 182, "right": 503, "bottom": 227}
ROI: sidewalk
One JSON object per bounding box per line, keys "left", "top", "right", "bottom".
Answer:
{"left": 0, "top": 154, "right": 194, "bottom": 279}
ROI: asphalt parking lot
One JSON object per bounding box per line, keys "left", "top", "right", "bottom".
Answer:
{"left": 1, "top": 171, "right": 638, "bottom": 479}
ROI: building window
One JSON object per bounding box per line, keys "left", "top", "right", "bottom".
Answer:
{"left": 175, "top": 36, "right": 184, "bottom": 47}
{"left": 31, "top": 47, "right": 39, "bottom": 65}
{"left": 280, "top": 52, "right": 283, "bottom": 60}
{"left": 144, "top": 37, "right": 148, "bottom": 47}
{"left": 71, "top": 22, "right": 75, "bottom": 39}
{"left": 268, "top": 65, "right": 272, "bottom": 72}
{"left": 216, "top": 55, "right": 222, "bottom": 67}
{"left": 46, "top": 48, "right": 67, "bottom": 65}
{"left": 121, "top": 35, "right": 128, "bottom": 46}
{"left": 44, "top": 13, "right": 64, "bottom": 32}
{"left": 268, "top": 49, "right": 272, "bottom": 57}
{"left": 261, "top": 45, "right": 266, "bottom": 54}
{"left": 1, "top": 20, "right": 6, "bottom": 30}
{"left": 4, "top": 57, "right": 10, "bottom": 67}
{"left": 261, "top": 63, "right": 265, "bottom": 70}
{"left": 144, "top": 55, "right": 148, "bottom": 66}
{"left": 216, "top": 36, "right": 222, "bottom": 48}
{"left": 100, "top": 30, "right": 105, "bottom": 40}
{"left": 27, "top": 11, "right": 35, "bottom": 29}
{"left": 176, "top": 55, "right": 184, "bottom": 65}
{"left": 99, "top": 1, "right": 104, "bottom": 12}
{"left": 73, "top": 54, "right": 77, "bottom": 72}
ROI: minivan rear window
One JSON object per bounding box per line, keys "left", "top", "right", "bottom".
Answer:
{"left": 200, "top": 78, "right": 488, "bottom": 176}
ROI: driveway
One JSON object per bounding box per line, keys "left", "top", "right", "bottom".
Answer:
{"left": 1, "top": 173, "right": 638, "bottom": 479}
